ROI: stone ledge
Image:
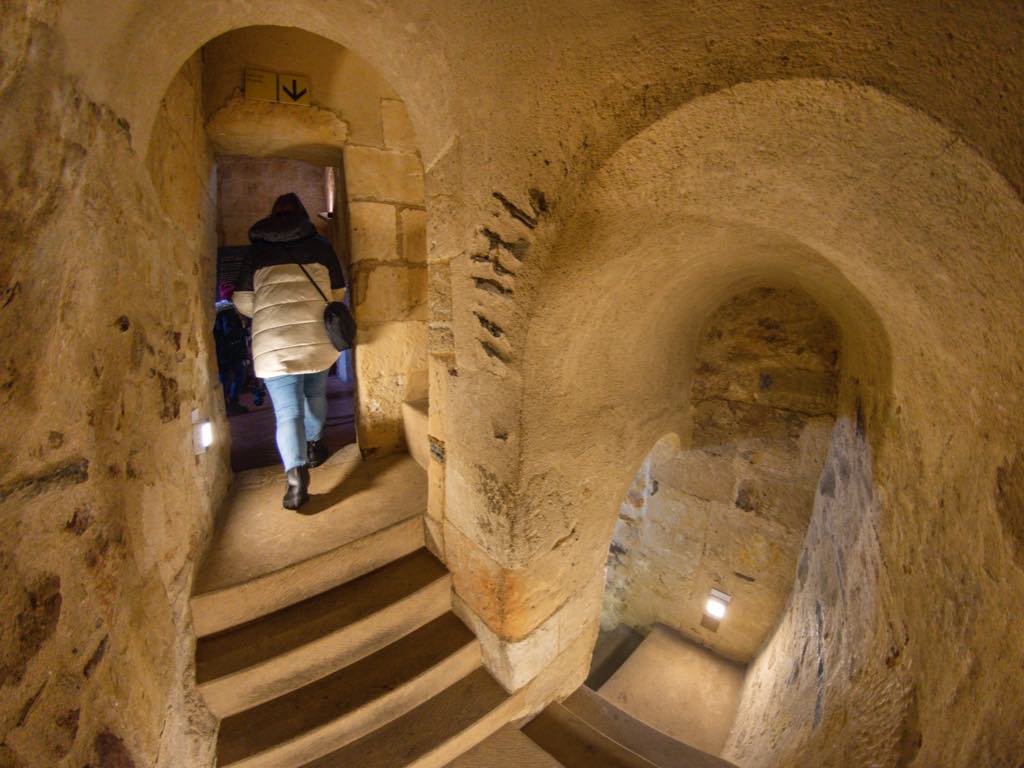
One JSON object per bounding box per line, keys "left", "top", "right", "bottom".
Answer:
{"left": 452, "top": 569, "right": 603, "bottom": 692}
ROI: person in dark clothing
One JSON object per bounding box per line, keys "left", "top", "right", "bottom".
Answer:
{"left": 233, "top": 193, "right": 347, "bottom": 510}
{"left": 213, "top": 281, "right": 249, "bottom": 415}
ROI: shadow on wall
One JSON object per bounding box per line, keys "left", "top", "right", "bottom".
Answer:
{"left": 514, "top": 77, "right": 1024, "bottom": 768}
{"left": 601, "top": 285, "right": 842, "bottom": 665}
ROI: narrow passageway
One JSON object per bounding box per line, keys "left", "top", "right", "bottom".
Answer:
{"left": 174, "top": 24, "right": 519, "bottom": 768}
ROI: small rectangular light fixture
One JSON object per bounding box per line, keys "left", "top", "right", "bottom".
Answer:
{"left": 199, "top": 421, "right": 214, "bottom": 449}
{"left": 705, "top": 588, "right": 732, "bottom": 620}
{"left": 192, "top": 409, "right": 213, "bottom": 454}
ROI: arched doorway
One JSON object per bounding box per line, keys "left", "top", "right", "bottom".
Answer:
{"left": 594, "top": 286, "right": 841, "bottom": 756}
{"left": 145, "top": 25, "right": 430, "bottom": 468}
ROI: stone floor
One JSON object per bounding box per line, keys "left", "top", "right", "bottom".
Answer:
{"left": 194, "top": 444, "right": 426, "bottom": 595}
{"left": 598, "top": 625, "right": 746, "bottom": 756}
{"left": 446, "top": 725, "right": 563, "bottom": 768}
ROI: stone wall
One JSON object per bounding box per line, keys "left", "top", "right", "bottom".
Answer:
{"left": 344, "top": 131, "right": 429, "bottom": 457}
{"left": 216, "top": 156, "right": 329, "bottom": 247}
{"left": 202, "top": 25, "right": 400, "bottom": 147}
{"left": 602, "top": 288, "right": 838, "bottom": 663}
{"left": 724, "top": 419, "right": 906, "bottom": 767}
{"left": 511, "top": 80, "right": 1024, "bottom": 768}
{"left": 5, "top": 5, "right": 1024, "bottom": 767}
{"left": 0, "top": 27, "right": 226, "bottom": 768}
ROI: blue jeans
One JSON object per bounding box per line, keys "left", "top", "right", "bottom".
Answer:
{"left": 264, "top": 369, "right": 330, "bottom": 471}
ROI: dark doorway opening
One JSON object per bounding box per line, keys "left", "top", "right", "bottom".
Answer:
{"left": 213, "top": 156, "right": 356, "bottom": 471}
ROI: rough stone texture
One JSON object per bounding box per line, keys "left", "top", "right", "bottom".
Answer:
{"left": 217, "top": 156, "right": 328, "bottom": 246}
{"left": 723, "top": 420, "right": 909, "bottom": 767}
{"left": 202, "top": 26, "right": 400, "bottom": 148}
{"left": 4, "top": 5, "right": 1024, "bottom": 768}
{"left": 343, "top": 143, "right": 429, "bottom": 457}
{"left": 349, "top": 202, "right": 399, "bottom": 264}
{"left": 452, "top": 566, "right": 603, "bottom": 692}
{"left": 205, "top": 96, "right": 349, "bottom": 166}
{"left": 344, "top": 146, "right": 425, "bottom": 205}
{"left": 0, "top": 34, "right": 224, "bottom": 768}
{"left": 493, "top": 77, "right": 1024, "bottom": 768}
{"left": 602, "top": 288, "right": 838, "bottom": 663}
{"left": 381, "top": 98, "right": 418, "bottom": 153}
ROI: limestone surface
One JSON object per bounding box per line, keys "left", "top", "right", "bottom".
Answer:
{"left": 2, "top": 4, "right": 1023, "bottom": 768}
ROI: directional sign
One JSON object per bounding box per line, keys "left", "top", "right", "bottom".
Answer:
{"left": 278, "top": 74, "right": 311, "bottom": 106}
{"left": 244, "top": 69, "right": 278, "bottom": 102}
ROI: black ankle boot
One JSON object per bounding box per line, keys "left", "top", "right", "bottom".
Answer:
{"left": 307, "top": 439, "right": 329, "bottom": 468}
{"left": 282, "top": 466, "right": 310, "bottom": 510}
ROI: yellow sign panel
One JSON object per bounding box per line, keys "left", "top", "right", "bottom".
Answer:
{"left": 278, "top": 74, "right": 311, "bottom": 106}
{"left": 244, "top": 69, "right": 277, "bottom": 102}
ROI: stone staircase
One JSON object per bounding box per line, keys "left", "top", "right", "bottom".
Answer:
{"left": 451, "top": 686, "right": 737, "bottom": 768}
{"left": 190, "top": 447, "right": 519, "bottom": 768}
{"left": 191, "top": 446, "right": 738, "bottom": 768}
{"left": 520, "top": 686, "right": 737, "bottom": 768}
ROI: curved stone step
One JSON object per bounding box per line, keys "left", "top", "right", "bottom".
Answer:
{"left": 562, "top": 687, "right": 737, "bottom": 768}
{"left": 197, "top": 549, "right": 449, "bottom": 717}
{"left": 297, "top": 668, "right": 514, "bottom": 768}
{"left": 192, "top": 449, "right": 426, "bottom": 637}
{"left": 522, "top": 703, "right": 659, "bottom": 768}
{"left": 446, "top": 725, "right": 567, "bottom": 768}
{"left": 217, "top": 613, "right": 480, "bottom": 768}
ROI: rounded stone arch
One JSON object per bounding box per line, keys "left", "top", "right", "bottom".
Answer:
{"left": 485, "top": 78, "right": 1024, "bottom": 753}
{"left": 517, "top": 222, "right": 893, "bottom": 621}
{"left": 139, "top": 23, "right": 437, "bottom": 460}
{"left": 62, "top": 3, "right": 456, "bottom": 163}
{"left": 204, "top": 96, "right": 350, "bottom": 166}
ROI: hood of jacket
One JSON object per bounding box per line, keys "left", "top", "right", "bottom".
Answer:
{"left": 249, "top": 193, "right": 317, "bottom": 244}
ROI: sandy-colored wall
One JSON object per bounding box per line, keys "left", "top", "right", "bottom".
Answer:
{"left": 0, "top": 29, "right": 225, "bottom": 768}
{"left": 502, "top": 80, "right": 1024, "bottom": 768}
{"left": 5, "top": 4, "right": 1024, "bottom": 767}
{"left": 217, "top": 156, "right": 328, "bottom": 247}
{"left": 202, "top": 26, "right": 399, "bottom": 148}
{"left": 724, "top": 419, "right": 902, "bottom": 767}
{"left": 602, "top": 288, "right": 838, "bottom": 663}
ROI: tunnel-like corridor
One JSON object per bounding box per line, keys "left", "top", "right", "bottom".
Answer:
{"left": 1, "top": 3, "right": 1023, "bottom": 768}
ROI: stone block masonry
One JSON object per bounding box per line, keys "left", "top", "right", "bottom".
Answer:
{"left": 601, "top": 287, "right": 839, "bottom": 664}
{"left": 343, "top": 114, "right": 429, "bottom": 457}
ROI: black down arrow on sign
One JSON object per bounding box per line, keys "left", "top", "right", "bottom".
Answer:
{"left": 280, "top": 77, "right": 309, "bottom": 104}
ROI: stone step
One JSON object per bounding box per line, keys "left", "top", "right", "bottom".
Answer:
{"left": 598, "top": 625, "right": 745, "bottom": 757}
{"left": 297, "top": 668, "right": 514, "bottom": 768}
{"left": 196, "top": 549, "right": 450, "bottom": 718}
{"left": 584, "top": 624, "right": 644, "bottom": 690}
{"left": 562, "top": 687, "right": 737, "bottom": 768}
{"left": 192, "top": 448, "right": 426, "bottom": 637}
{"left": 217, "top": 613, "right": 480, "bottom": 768}
{"left": 522, "top": 703, "right": 659, "bottom": 768}
{"left": 446, "top": 725, "right": 567, "bottom": 768}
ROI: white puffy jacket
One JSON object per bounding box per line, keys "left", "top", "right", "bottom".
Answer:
{"left": 232, "top": 202, "right": 347, "bottom": 379}
{"left": 234, "top": 263, "right": 346, "bottom": 378}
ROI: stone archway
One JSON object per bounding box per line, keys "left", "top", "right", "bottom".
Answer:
{"left": 445, "top": 78, "right": 1024, "bottom": 767}
{"left": 146, "top": 26, "right": 431, "bottom": 461}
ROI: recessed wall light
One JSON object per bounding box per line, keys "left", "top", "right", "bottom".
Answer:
{"left": 192, "top": 409, "right": 214, "bottom": 454}
{"left": 199, "top": 421, "right": 214, "bottom": 449}
{"left": 704, "top": 588, "right": 732, "bottom": 620}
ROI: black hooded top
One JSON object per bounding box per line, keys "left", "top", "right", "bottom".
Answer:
{"left": 235, "top": 193, "right": 345, "bottom": 293}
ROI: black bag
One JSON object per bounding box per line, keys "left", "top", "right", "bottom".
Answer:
{"left": 297, "top": 263, "right": 356, "bottom": 352}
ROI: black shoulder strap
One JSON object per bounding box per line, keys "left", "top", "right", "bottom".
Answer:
{"left": 296, "top": 263, "right": 329, "bottom": 305}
